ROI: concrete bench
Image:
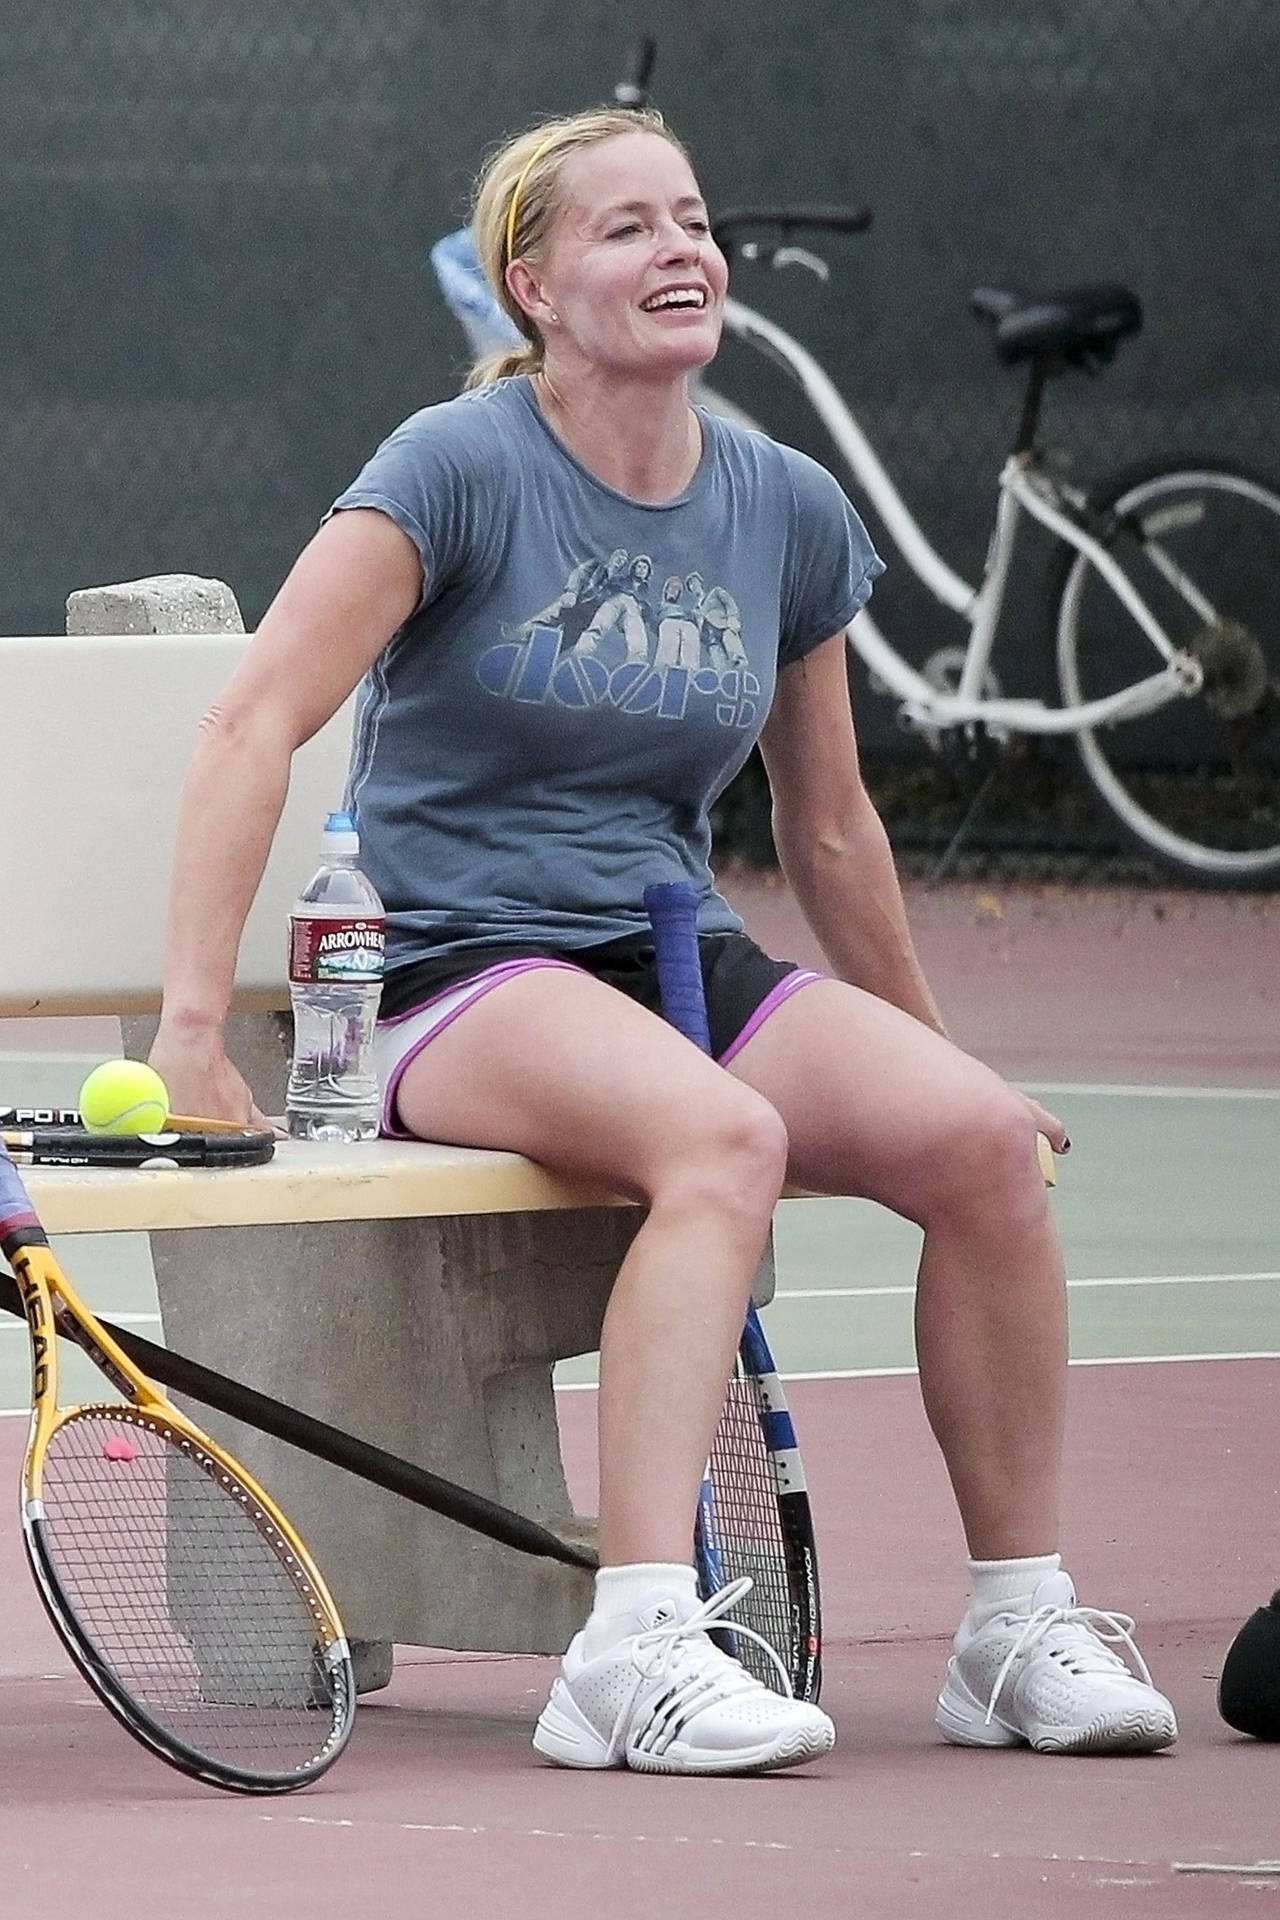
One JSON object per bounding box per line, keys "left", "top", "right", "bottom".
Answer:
{"left": 3, "top": 575, "right": 777, "bottom": 1691}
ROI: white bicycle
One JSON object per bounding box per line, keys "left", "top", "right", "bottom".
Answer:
{"left": 430, "top": 83, "right": 1280, "bottom": 888}
{"left": 704, "top": 208, "right": 1280, "bottom": 888}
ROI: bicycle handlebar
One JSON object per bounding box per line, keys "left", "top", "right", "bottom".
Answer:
{"left": 711, "top": 204, "right": 873, "bottom": 261}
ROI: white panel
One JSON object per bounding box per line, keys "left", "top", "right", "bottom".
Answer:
{"left": 2, "top": 633, "right": 354, "bottom": 1013}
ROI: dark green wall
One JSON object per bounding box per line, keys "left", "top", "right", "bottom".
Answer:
{"left": 6, "top": 2, "right": 1277, "bottom": 760}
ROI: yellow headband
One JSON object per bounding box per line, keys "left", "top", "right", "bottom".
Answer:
{"left": 504, "top": 134, "right": 559, "bottom": 269}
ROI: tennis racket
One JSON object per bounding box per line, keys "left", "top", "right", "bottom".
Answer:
{"left": 0, "top": 1265, "right": 596, "bottom": 1572}
{"left": 0, "top": 1146, "right": 355, "bottom": 1792}
{"left": 0, "top": 1108, "right": 274, "bottom": 1169}
{"left": 644, "top": 881, "right": 821, "bottom": 1702}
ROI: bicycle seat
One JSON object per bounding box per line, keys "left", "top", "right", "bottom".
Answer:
{"left": 969, "top": 282, "right": 1143, "bottom": 369}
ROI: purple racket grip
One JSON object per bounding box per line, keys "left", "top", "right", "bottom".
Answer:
{"left": 643, "top": 881, "right": 712, "bottom": 1055}
{"left": 0, "top": 1147, "right": 44, "bottom": 1254}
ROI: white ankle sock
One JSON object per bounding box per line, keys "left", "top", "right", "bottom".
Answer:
{"left": 580, "top": 1562, "right": 699, "bottom": 1659}
{"left": 963, "top": 1552, "right": 1062, "bottom": 1630}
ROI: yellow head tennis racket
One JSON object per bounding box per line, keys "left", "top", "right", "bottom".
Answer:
{"left": 0, "top": 1146, "right": 355, "bottom": 1793}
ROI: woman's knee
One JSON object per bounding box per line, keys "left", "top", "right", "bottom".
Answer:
{"left": 924, "top": 1090, "right": 1046, "bottom": 1228}
{"left": 648, "top": 1086, "right": 789, "bottom": 1221}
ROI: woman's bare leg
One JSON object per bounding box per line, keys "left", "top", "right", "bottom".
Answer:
{"left": 727, "top": 979, "right": 1067, "bottom": 1558}
{"left": 392, "top": 968, "right": 789, "bottom": 1565}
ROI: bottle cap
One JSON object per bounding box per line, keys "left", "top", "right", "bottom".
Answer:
{"left": 322, "top": 810, "right": 360, "bottom": 856}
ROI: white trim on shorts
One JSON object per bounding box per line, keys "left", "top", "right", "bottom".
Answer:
{"left": 376, "top": 958, "right": 584, "bottom": 1138}
{"left": 374, "top": 955, "right": 826, "bottom": 1138}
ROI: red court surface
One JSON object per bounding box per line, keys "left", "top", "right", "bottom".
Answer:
{"left": 2, "top": 876, "right": 1278, "bottom": 1916}
{"left": 1, "top": 1365, "right": 1276, "bottom": 1918}
{"left": 724, "top": 869, "right": 1280, "bottom": 1088}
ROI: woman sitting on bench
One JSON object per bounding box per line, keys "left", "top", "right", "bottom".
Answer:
{"left": 151, "top": 105, "right": 1174, "bottom": 1774}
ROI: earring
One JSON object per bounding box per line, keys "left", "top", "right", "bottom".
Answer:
{"left": 547, "top": 310, "right": 560, "bottom": 325}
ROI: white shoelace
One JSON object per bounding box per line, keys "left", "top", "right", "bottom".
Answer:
{"left": 609, "top": 1576, "right": 793, "bottom": 1749}
{"left": 981, "top": 1600, "right": 1154, "bottom": 1726}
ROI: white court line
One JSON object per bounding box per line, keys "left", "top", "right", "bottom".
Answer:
{"left": 17, "top": 1282, "right": 1267, "bottom": 1331}
{"left": 5, "top": 1276, "right": 1269, "bottom": 1327}
{"left": 1018, "top": 1081, "right": 1280, "bottom": 1100}
{"left": 0, "top": 1311, "right": 161, "bottom": 1335}
{"left": 776, "top": 1351, "right": 1280, "bottom": 1382}
{"left": 4, "top": 1277, "right": 1265, "bottom": 1327}
{"left": 5, "top": 1344, "right": 1277, "bottom": 1416}
{"left": 774, "top": 1271, "right": 1280, "bottom": 1301}
{"left": 551, "top": 1349, "right": 1280, "bottom": 1391}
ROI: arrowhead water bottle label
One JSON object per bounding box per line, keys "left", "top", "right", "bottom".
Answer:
{"left": 289, "top": 915, "right": 385, "bottom": 984}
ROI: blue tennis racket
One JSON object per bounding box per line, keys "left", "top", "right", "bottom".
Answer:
{"left": 644, "top": 881, "right": 822, "bottom": 1702}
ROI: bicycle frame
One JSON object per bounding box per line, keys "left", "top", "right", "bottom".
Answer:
{"left": 715, "top": 294, "right": 1203, "bottom": 737}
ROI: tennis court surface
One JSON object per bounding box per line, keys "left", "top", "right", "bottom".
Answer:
{"left": 1, "top": 876, "right": 1277, "bottom": 1917}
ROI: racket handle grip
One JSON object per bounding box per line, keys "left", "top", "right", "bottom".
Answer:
{"left": 0, "top": 1149, "right": 46, "bottom": 1256}
{"left": 643, "top": 882, "right": 712, "bottom": 1055}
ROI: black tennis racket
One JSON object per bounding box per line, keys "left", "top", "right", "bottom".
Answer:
{"left": 0, "top": 1108, "right": 274, "bottom": 1169}
{"left": 0, "top": 1266, "right": 596, "bottom": 1573}
{"left": 644, "top": 881, "right": 821, "bottom": 1702}
{"left": 0, "top": 1145, "right": 354, "bottom": 1792}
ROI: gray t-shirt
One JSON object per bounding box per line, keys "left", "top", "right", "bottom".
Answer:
{"left": 329, "top": 376, "right": 883, "bottom": 970}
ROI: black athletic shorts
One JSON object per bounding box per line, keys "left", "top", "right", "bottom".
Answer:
{"left": 375, "top": 930, "right": 824, "bottom": 1137}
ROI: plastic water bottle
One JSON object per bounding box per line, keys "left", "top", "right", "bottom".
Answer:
{"left": 285, "top": 811, "right": 385, "bottom": 1142}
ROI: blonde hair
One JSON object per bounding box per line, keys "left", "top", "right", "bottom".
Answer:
{"left": 465, "top": 107, "right": 691, "bottom": 388}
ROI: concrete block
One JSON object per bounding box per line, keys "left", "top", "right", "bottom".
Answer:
{"left": 147, "top": 1206, "right": 637, "bottom": 1653}
{"left": 67, "top": 574, "right": 245, "bottom": 635}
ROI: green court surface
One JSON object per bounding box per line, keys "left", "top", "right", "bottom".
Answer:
{"left": 556, "top": 1083, "right": 1280, "bottom": 1386}
{"left": 1, "top": 1081, "right": 1277, "bottom": 1413}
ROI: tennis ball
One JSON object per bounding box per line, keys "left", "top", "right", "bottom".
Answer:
{"left": 79, "top": 1059, "right": 171, "bottom": 1136}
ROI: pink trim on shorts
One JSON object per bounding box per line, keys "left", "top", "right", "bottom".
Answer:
{"left": 716, "top": 968, "right": 824, "bottom": 1067}
{"left": 377, "top": 957, "right": 585, "bottom": 1137}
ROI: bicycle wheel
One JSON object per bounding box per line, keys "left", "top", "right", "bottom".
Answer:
{"left": 1052, "top": 457, "right": 1280, "bottom": 887}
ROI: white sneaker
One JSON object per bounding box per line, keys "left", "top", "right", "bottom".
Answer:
{"left": 935, "top": 1570, "right": 1177, "bottom": 1754}
{"left": 532, "top": 1577, "right": 836, "bottom": 1775}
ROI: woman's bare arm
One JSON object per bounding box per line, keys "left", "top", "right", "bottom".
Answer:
{"left": 757, "top": 632, "right": 946, "bottom": 1033}
{"left": 149, "top": 508, "right": 422, "bottom": 1121}
{"left": 759, "top": 633, "right": 1067, "bottom": 1149}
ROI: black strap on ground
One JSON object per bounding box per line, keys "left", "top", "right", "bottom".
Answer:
{"left": 0, "top": 1266, "right": 597, "bottom": 1572}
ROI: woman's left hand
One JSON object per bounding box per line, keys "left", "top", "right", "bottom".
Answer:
{"left": 1022, "top": 1093, "right": 1070, "bottom": 1157}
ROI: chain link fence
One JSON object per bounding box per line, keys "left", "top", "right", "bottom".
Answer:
{"left": 5, "top": 1, "right": 1276, "bottom": 861}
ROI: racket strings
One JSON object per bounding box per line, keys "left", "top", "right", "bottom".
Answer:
{"left": 36, "top": 1411, "right": 343, "bottom": 1773}
{"left": 701, "top": 1371, "right": 798, "bottom": 1692}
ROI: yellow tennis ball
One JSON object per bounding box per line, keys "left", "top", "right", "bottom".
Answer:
{"left": 79, "top": 1060, "right": 171, "bottom": 1136}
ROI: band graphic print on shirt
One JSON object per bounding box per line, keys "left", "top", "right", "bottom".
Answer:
{"left": 474, "top": 548, "right": 760, "bottom": 728}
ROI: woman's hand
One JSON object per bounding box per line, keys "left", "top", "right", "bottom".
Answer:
{"left": 1022, "top": 1092, "right": 1070, "bottom": 1157}
{"left": 148, "top": 1024, "right": 280, "bottom": 1134}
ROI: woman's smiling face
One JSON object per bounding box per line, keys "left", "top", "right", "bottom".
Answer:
{"left": 518, "top": 129, "right": 727, "bottom": 380}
